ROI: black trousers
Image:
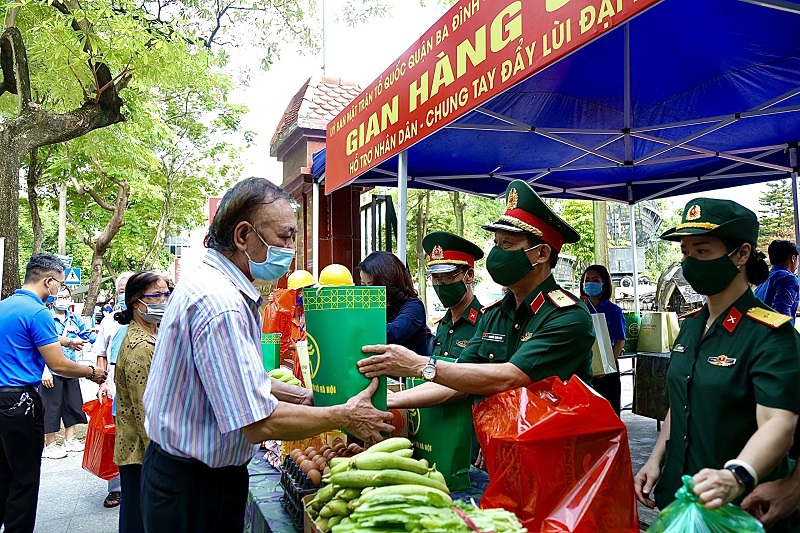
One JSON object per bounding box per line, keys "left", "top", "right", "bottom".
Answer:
{"left": 0, "top": 386, "right": 45, "bottom": 533}
{"left": 40, "top": 375, "right": 87, "bottom": 433}
{"left": 592, "top": 372, "right": 622, "bottom": 416}
{"left": 119, "top": 464, "right": 144, "bottom": 533}
{"left": 140, "top": 443, "right": 249, "bottom": 533}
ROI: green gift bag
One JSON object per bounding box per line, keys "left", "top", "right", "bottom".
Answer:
{"left": 260, "top": 333, "right": 281, "bottom": 371}
{"left": 623, "top": 312, "right": 641, "bottom": 352}
{"left": 407, "top": 357, "right": 472, "bottom": 491}
{"left": 302, "top": 286, "right": 387, "bottom": 411}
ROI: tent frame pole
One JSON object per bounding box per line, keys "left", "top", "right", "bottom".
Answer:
{"left": 398, "top": 150, "right": 408, "bottom": 265}
{"left": 629, "top": 203, "right": 640, "bottom": 315}
{"left": 790, "top": 146, "right": 799, "bottom": 246}
{"left": 312, "top": 180, "right": 320, "bottom": 279}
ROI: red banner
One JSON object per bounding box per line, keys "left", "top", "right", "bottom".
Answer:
{"left": 325, "top": 0, "right": 660, "bottom": 194}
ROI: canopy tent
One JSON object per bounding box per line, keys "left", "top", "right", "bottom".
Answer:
{"left": 316, "top": 0, "right": 800, "bottom": 203}
{"left": 311, "top": 0, "right": 800, "bottom": 309}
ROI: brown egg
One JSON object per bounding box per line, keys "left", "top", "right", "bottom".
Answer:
{"left": 319, "top": 445, "right": 331, "bottom": 454}
{"left": 299, "top": 460, "right": 316, "bottom": 474}
{"left": 333, "top": 443, "right": 345, "bottom": 452}
{"left": 307, "top": 451, "right": 319, "bottom": 461}
{"left": 295, "top": 454, "right": 308, "bottom": 465}
{"left": 290, "top": 449, "right": 302, "bottom": 460}
{"left": 321, "top": 449, "right": 332, "bottom": 459}
{"left": 305, "top": 446, "right": 317, "bottom": 455}
{"left": 323, "top": 466, "right": 331, "bottom": 475}
{"left": 307, "top": 469, "right": 322, "bottom": 487}
{"left": 313, "top": 456, "right": 326, "bottom": 468}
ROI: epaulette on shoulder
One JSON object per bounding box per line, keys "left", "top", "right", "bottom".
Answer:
{"left": 547, "top": 289, "right": 576, "bottom": 308}
{"left": 481, "top": 298, "right": 503, "bottom": 313}
{"left": 746, "top": 307, "right": 792, "bottom": 328}
{"left": 679, "top": 307, "right": 703, "bottom": 319}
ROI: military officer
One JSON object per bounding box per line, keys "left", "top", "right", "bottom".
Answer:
{"left": 424, "top": 231, "right": 484, "bottom": 360}
{"left": 358, "top": 180, "right": 594, "bottom": 409}
{"left": 634, "top": 198, "right": 800, "bottom": 532}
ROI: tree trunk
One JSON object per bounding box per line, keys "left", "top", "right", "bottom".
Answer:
{"left": 26, "top": 148, "right": 44, "bottom": 254}
{"left": 83, "top": 248, "right": 104, "bottom": 318}
{"left": 0, "top": 135, "right": 23, "bottom": 298}
{"left": 451, "top": 192, "right": 467, "bottom": 236}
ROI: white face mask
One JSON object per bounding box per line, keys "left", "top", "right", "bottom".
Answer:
{"left": 54, "top": 300, "right": 71, "bottom": 311}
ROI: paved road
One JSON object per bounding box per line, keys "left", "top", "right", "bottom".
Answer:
{"left": 29, "top": 358, "right": 659, "bottom": 532}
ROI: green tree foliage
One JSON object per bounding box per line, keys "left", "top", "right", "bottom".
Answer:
{"left": 757, "top": 179, "right": 795, "bottom": 251}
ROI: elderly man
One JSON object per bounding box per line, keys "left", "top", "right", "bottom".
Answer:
{"left": 141, "top": 178, "right": 393, "bottom": 532}
{"left": 0, "top": 254, "right": 108, "bottom": 533}
{"left": 359, "top": 180, "right": 594, "bottom": 410}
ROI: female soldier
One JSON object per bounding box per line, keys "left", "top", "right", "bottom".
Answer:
{"left": 634, "top": 198, "right": 800, "bottom": 531}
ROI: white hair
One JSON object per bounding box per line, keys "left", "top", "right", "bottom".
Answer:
{"left": 115, "top": 271, "right": 135, "bottom": 291}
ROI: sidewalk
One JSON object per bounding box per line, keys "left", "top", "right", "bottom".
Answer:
{"left": 31, "top": 359, "right": 659, "bottom": 532}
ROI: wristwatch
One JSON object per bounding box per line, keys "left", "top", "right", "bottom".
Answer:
{"left": 725, "top": 464, "right": 755, "bottom": 492}
{"left": 422, "top": 358, "right": 437, "bottom": 381}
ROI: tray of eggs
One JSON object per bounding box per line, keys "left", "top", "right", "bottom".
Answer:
{"left": 279, "top": 442, "right": 365, "bottom": 528}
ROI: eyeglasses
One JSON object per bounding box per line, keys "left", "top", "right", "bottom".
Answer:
{"left": 427, "top": 271, "right": 465, "bottom": 286}
{"left": 140, "top": 291, "right": 171, "bottom": 303}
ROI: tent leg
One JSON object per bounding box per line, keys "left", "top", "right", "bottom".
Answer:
{"left": 790, "top": 146, "right": 799, "bottom": 246}
{"left": 630, "top": 204, "right": 640, "bottom": 315}
{"left": 398, "top": 150, "right": 408, "bottom": 265}
{"left": 312, "top": 180, "right": 320, "bottom": 279}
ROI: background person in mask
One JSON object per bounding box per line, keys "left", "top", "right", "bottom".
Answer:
{"left": 423, "top": 231, "right": 484, "bottom": 360}
{"left": 358, "top": 180, "right": 594, "bottom": 416}
{"left": 357, "top": 251, "right": 432, "bottom": 358}
{"left": 634, "top": 198, "right": 800, "bottom": 532}
{"left": 113, "top": 271, "right": 170, "bottom": 533}
{"left": 579, "top": 264, "right": 626, "bottom": 416}
{"left": 41, "top": 287, "right": 97, "bottom": 459}
{"left": 141, "top": 178, "right": 393, "bottom": 533}
{"left": 0, "top": 253, "right": 107, "bottom": 533}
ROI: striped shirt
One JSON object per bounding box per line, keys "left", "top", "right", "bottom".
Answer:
{"left": 143, "top": 249, "right": 278, "bottom": 467}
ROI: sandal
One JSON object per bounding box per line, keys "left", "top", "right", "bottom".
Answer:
{"left": 103, "top": 491, "right": 121, "bottom": 508}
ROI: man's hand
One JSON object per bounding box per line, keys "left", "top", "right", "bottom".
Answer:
{"left": 474, "top": 449, "right": 486, "bottom": 470}
{"left": 634, "top": 460, "right": 662, "bottom": 508}
{"left": 693, "top": 468, "right": 745, "bottom": 509}
{"left": 359, "top": 344, "right": 426, "bottom": 379}
{"left": 97, "top": 382, "right": 110, "bottom": 403}
{"left": 88, "top": 367, "right": 108, "bottom": 385}
{"left": 340, "top": 378, "right": 395, "bottom": 445}
{"left": 42, "top": 368, "right": 54, "bottom": 389}
{"left": 65, "top": 337, "right": 86, "bottom": 351}
{"left": 741, "top": 477, "right": 800, "bottom": 529}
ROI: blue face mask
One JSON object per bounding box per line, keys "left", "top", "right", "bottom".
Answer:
{"left": 245, "top": 224, "right": 295, "bottom": 282}
{"left": 583, "top": 281, "right": 603, "bottom": 298}
{"left": 44, "top": 278, "right": 59, "bottom": 305}
{"left": 119, "top": 296, "right": 127, "bottom": 311}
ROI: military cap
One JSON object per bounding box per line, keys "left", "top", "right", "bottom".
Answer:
{"left": 660, "top": 197, "right": 759, "bottom": 244}
{"left": 423, "top": 231, "right": 484, "bottom": 274}
{"left": 481, "top": 180, "right": 580, "bottom": 252}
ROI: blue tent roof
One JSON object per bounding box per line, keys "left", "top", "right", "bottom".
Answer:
{"left": 314, "top": 0, "right": 800, "bottom": 203}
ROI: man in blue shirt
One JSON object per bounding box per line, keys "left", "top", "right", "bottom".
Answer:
{"left": 0, "top": 254, "right": 107, "bottom": 533}
{"left": 755, "top": 240, "right": 799, "bottom": 325}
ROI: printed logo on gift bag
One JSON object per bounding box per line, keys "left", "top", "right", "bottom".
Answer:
{"left": 408, "top": 408, "right": 421, "bottom": 436}
{"left": 308, "top": 332, "right": 321, "bottom": 379}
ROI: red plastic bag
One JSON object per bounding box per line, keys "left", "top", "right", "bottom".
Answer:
{"left": 81, "top": 399, "right": 119, "bottom": 480}
{"left": 472, "top": 376, "right": 639, "bottom": 532}
{"left": 262, "top": 288, "right": 304, "bottom": 383}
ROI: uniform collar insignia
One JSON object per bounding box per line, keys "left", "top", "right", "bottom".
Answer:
{"left": 722, "top": 307, "right": 742, "bottom": 334}
{"left": 708, "top": 355, "right": 737, "bottom": 367}
{"left": 467, "top": 308, "right": 478, "bottom": 324}
{"left": 530, "top": 292, "right": 545, "bottom": 314}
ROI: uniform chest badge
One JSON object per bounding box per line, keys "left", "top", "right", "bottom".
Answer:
{"left": 456, "top": 339, "right": 468, "bottom": 348}
{"left": 482, "top": 332, "right": 505, "bottom": 343}
{"left": 673, "top": 344, "right": 687, "bottom": 353}
{"left": 708, "top": 355, "right": 737, "bottom": 367}
{"left": 520, "top": 332, "right": 533, "bottom": 342}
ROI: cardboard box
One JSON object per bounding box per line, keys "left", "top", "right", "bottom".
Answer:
{"left": 303, "top": 494, "right": 323, "bottom": 533}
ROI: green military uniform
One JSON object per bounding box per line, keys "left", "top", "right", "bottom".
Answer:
{"left": 655, "top": 197, "right": 800, "bottom": 532}
{"left": 455, "top": 180, "right": 595, "bottom": 384}
{"left": 432, "top": 296, "right": 483, "bottom": 359}
{"left": 457, "top": 274, "right": 594, "bottom": 384}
